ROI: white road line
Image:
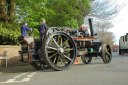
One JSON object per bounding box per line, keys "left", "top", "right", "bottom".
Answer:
{"left": 6, "top": 79, "right": 15, "bottom": 82}
{"left": 13, "top": 73, "right": 27, "bottom": 79}
{"left": 0, "top": 71, "right": 37, "bottom": 84}
{"left": 22, "top": 78, "right": 30, "bottom": 81}
{"left": 0, "top": 81, "right": 25, "bottom": 84}
{"left": 27, "top": 75, "right": 33, "bottom": 77}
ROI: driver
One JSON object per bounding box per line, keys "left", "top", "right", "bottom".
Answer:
{"left": 21, "top": 22, "right": 32, "bottom": 36}
{"left": 38, "top": 18, "right": 48, "bottom": 41}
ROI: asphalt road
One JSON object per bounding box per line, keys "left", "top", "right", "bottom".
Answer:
{"left": 0, "top": 52, "right": 128, "bottom": 85}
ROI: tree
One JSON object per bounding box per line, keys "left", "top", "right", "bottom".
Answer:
{"left": 94, "top": 21, "right": 115, "bottom": 47}
{"left": 87, "top": 0, "right": 125, "bottom": 20}
{"left": 0, "top": 0, "right": 16, "bottom": 23}
{"left": 97, "top": 31, "right": 115, "bottom": 47}
{"left": 16, "top": 0, "right": 91, "bottom": 28}
{"left": 95, "top": 21, "right": 114, "bottom": 32}
{"left": 0, "top": 0, "right": 91, "bottom": 27}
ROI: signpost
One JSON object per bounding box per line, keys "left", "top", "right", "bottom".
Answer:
{"left": 0, "top": 57, "right": 7, "bottom": 67}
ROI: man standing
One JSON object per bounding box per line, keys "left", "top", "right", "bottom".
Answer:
{"left": 38, "top": 19, "right": 48, "bottom": 40}
{"left": 21, "top": 22, "right": 32, "bottom": 36}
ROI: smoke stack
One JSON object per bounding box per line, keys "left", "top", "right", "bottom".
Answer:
{"left": 88, "top": 18, "right": 95, "bottom": 38}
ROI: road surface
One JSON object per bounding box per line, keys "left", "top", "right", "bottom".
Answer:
{"left": 0, "top": 52, "right": 128, "bottom": 85}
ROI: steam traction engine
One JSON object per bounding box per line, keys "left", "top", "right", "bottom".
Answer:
{"left": 18, "top": 18, "right": 112, "bottom": 71}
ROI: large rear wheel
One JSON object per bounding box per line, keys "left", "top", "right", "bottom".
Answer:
{"left": 41, "top": 31, "right": 77, "bottom": 71}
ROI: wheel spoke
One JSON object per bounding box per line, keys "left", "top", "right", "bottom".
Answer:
{"left": 53, "top": 55, "right": 57, "bottom": 63}
{"left": 48, "top": 51, "right": 56, "bottom": 53}
{"left": 64, "top": 52, "right": 70, "bottom": 55}
{"left": 105, "top": 47, "right": 110, "bottom": 61}
{"left": 63, "top": 56, "right": 66, "bottom": 64}
{"left": 106, "top": 55, "right": 109, "bottom": 60}
{"left": 107, "top": 52, "right": 110, "bottom": 56}
{"left": 60, "top": 58, "right": 64, "bottom": 66}
{"left": 49, "top": 53, "right": 57, "bottom": 59}
{"left": 47, "top": 46, "right": 57, "bottom": 50}
{"left": 65, "top": 48, "right": 73, "bottom": 51}
{"left": 52, "top": 38, "right": 59, "bottom": 47}
{"left": 64, "top": 44, "right": 69, "bottom": 49}
{"left": 56, "top": 56, "right": 60, "bottom": 65}
{"left": 62, "top": 39, "right": 68, "bottom": 47}
{"left": 50, "top": 40, "right": 56, "bottom": 47}
{"left": 63, "top": 55, "right": 71, "bottom": 61}
{"left": 61, "top": 37, "right": 62, "bottom": 47}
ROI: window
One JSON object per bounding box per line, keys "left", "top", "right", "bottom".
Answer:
{"left": 123, "top": 36, "right": 125, "bottom": 42}
{"left": 125, "top": 35, "right": 127, "bottom": 41}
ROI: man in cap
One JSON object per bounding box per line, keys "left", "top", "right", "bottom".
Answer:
{"left": 38, "top": 18, "right": 48, "bottom": 41}
{"left": 21, "top": 22, "right": 32, "bottom": 36}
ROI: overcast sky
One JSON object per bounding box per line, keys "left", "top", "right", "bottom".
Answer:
{"left": 108, "top": 0, "right": 128, "bottom": 45}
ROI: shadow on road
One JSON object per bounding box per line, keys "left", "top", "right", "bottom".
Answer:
{"left": 74, "top": 62, "right": 105, "bottom": 66}
{"left": 0, "top": 65, "right": 56, "bottom": 74}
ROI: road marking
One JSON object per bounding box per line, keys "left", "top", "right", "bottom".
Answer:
{"left": 13, "top": 73, "right": 27, "bottom": 79}
{"left": 0, "top": 81, "right": 24, "bottom": 84}
{"left": 6, "top": 79, "right": 15, "bottom": 82}
{"left": 0, "top": 71, "right": 38, "bottom": 84}
{"left": 22, "top": 78, "right": 30, "bottom": 81}
{"left": 27, "top": 75, "right": 33, "bottom": 77}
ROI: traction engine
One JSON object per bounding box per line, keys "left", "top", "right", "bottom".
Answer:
{"left": 18, "top": 18, "right": 112, "bottom": 71}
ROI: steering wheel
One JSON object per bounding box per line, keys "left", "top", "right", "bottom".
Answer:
{"left": 29, "top": 29, "right": 34, "bottom": 36}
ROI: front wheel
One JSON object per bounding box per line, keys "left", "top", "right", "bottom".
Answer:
{"left": 101, "top": 44, "right": 112, "bottom": 63}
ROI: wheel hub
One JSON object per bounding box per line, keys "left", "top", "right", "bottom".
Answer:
{"left": 59, "top": 48, "right": 64, "bottom": 53}
{"left": 57, "top": 47, "right": 64, "bottom": 55}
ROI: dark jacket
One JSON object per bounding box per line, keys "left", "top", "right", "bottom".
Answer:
{"left": 38, "top": 22, "right": 48, "bottom": 36}
{"left": 21, "top": 25, "right": 31, "bottom": 36}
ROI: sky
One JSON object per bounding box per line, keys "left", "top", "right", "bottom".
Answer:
{"left": 108, "top": 0, "right": 128, "bottom": 45}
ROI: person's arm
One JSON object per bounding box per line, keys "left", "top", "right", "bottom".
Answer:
{"left": 44, "top": 23, "right": 48, "bottom": 30}
{"left": 25, "top": 25, "right": 31, "bottom": 31}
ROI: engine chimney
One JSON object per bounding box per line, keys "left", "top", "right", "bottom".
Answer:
{"left": 88, "top": 18, "right": 95, "bottom": 38}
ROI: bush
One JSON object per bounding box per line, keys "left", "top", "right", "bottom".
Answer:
{"left": 0, "top": 23, "right": 21, "bottom": 45}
